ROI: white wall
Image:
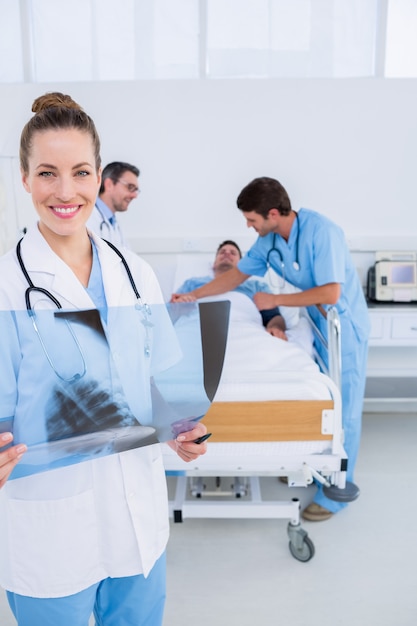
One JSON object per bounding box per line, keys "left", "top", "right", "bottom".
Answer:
{"left": 1, "top": 78, "right": 417, "bottom": 278}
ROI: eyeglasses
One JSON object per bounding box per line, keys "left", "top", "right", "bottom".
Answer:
{"left": 117, "top": 179, "right": 140, "bottom": 194}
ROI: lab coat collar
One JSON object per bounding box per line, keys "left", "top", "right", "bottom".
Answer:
{"left": 18, "top": 225, "right": 131, "bottom": 310}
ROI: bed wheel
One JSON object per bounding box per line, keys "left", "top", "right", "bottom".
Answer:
{"left": 288, "top": 535, "right": 315, "bottom": 562}
{"left": 323, "top": 480, "right": 360, "bottom": 502}
{"left": 287, "top": 522, "right": 315, "bottom": 562}
{"left": 173, "top": 510, "right": 183, "bottom": 523}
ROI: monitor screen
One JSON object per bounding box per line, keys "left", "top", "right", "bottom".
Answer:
{"left": 391, "top": 263, "right": 415, "bottom": 285}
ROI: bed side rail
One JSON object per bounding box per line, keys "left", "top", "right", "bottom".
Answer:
{"left": 302, "top": 306, "right": 342, "bottom": 392}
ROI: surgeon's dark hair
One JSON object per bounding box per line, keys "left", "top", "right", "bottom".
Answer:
{"left": 216, "top": 240, "right": 242, "bottom": 259}
{"left": 20, "top": 92, "right": 101, "bottom": 175}
{"left": 98, "top": 161, "right": 140, "bottom": 195}
{"left": 236, "top": 177, "right": 292, "bottom": 218}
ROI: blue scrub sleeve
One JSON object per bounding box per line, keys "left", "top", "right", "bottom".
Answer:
{"left": 238, "top": 252, "right": 268, "bottom": 278}
{"left": 311, "top": 224, "right": 347, "bottom": 286}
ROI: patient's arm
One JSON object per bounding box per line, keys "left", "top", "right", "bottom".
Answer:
{"left": 265, "top": 315, "right": 288, "bottom": 341}
{"left": 171, "top": 267, "right": 249, "bottom": 302}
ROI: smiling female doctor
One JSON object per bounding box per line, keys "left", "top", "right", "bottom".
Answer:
{"left": 0, "top": 92, "right": 208, "bottom": 626}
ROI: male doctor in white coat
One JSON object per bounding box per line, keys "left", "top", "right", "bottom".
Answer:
{"left": 87, "top": 161, "right": 140, "bottom": 247}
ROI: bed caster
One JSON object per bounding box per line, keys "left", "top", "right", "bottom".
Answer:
{"left": 287, "top": 522, "right": 315, "bottom": 562}
{"left": 323, "top": 481, "right": 360, "bottom": 502}
{"left": 232, "top": 477, "right": 248, "bottom": 498}
{"left": 190, "top": 477, "right": 205, "bottom": 498}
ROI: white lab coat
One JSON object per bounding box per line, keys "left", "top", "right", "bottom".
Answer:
{"left": 87, "top": 204, "right": 128, "bottom": 248}
{"left": 0, "top": 225, "right": 180, "bottom": 598}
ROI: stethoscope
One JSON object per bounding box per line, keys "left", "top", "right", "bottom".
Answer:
{"left": 266, "top": 211, "right": 301, "bottom": 288}
{"left": 16, "top": 237, "right": 152, "bottom": 383}
{"left": 95, "top": 204, "right": 117, "bottom": 237}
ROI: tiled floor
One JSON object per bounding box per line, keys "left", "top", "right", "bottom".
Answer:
{"left": 1, "top": 412, "right": 416, "bottom": 626}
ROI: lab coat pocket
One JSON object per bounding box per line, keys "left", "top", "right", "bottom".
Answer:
{"left": 7, "top": 488, "right": 100, "bottom": 596}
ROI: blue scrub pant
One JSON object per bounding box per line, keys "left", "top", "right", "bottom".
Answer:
{"left": 314, "top": 340, "right": 368, "bottom": 513}
{"left": 6, "top": 553, "right": 166, "bottom": 626}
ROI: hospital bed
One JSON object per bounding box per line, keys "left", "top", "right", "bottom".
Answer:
{"left": 161, "top": 258, "right": 359, "bottom": 562}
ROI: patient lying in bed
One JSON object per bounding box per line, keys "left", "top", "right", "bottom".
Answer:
{"left": 173, "top": 239, "right": 288, "bottom": 341}
{"left": 170, "top": 240, "right": 324, "bottom": 400}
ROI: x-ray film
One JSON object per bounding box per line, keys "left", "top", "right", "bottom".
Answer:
{"left": 0, "top": 301, "right": 230, "bottom": 478}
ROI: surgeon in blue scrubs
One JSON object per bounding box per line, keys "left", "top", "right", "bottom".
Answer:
{"left": 172, "top": 176, "right": 370, "bottom": 522}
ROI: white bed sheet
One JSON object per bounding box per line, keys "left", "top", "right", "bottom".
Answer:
{"left": 190, "top": 292, "right": 331, "bottom": 400}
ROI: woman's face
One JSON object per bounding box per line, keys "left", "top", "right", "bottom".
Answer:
{"left": 21, "top": 128, "right": 101, "bottom": 240}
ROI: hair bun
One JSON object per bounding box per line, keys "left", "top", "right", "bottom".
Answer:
{"left": 32, "top": 92, "right": 83, "bottom": 114}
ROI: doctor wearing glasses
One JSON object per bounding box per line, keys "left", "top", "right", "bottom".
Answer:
{"left": 87, "top": 160, "right": 140, "bottom": 247}
{"left": 0, "top": 92, "right": 207, "bottom": 626}
{"left": 172, "top": 176, "right": 370, "bottom": 523}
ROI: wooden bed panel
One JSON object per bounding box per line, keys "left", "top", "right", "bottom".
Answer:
{"left": 202, "top": 400, "right": 334, "bottom": 442}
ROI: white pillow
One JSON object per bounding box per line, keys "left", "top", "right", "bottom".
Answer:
{"left": 173, "top": 253, "right": 213, "bottom": 292}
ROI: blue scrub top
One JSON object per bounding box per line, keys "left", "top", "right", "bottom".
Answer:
{"left": 238, "top": 208, "right": 370, "bottom": 360}
{"left": 86, "top": 238, "right": 108, "bottom": 319}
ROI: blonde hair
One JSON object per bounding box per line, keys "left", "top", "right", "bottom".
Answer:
{"left": 20, "top": 92, "right": 101, "bottom": 174}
